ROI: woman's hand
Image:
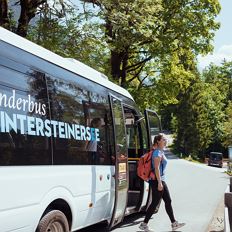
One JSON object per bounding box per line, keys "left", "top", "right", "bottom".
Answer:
{"left": 158, "top": 182, "right": 163, "bottom": 191}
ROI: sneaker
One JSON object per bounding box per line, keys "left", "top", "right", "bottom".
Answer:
{"left": 139, "top": 222, "right": 154, "bottom": 232}
{"left": 171, "top": 221, "right": 186, "bottom": 231}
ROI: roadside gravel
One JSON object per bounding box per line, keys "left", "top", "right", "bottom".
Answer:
{"left": 207, "top": 196, "right": 224, "bottom": 232}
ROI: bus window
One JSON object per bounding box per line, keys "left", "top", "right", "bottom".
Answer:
{"left": 124, "top": 109, "right": 137, "bottom": 150}
{"left": 0, "top": 66, "right": 51, "bottom": 165}
{"left": 140, "top": 120, "right": 149, "bottom": 153}
{"left": 47, "top": 75, "right": 114, "bottom": 165}
{"left": 124, "top": 107, "right": 148, "bottom": 158}
{"left": 84, "top": 102, "right": 114, "bottom": 165}
{"left": 145, "top": 109, "right": 161, "bottom": 148}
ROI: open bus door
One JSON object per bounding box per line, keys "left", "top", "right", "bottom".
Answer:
{"left": 144, "top": 109, "right": 162, "bottom": 209}
{"left": 123, "top": 106, "right": 150, "bottom": 214}
{"left": 109, "top": 95, "right": 129, "bottom": 229}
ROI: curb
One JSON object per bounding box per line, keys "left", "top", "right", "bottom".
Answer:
{"left": 207, "top": 196, "right": 224, "bottom": 232}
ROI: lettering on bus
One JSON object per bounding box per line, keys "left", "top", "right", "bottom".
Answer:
{"left": 0, "top": 89, "right": 100, "bottom": 141}
{"left": 0, "top": 89, "right": 46, "bottom": 116}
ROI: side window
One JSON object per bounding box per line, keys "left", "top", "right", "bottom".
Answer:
{"left": 145, "top": 110, "right": 161, "bottom": 147}
{"left": 124, "top": 108, "right": 148, "bottom": 158}
{"left": 140, "top": 120, "right": 149, "bottom": 151}
{"left": 47, "top": 75, "right": 114, "bottom": 165}
{"left": 111, "top": 97, "right": 127, "bottom": 162}
{"left": 0, "top": 65, "right": 51, "bottom": 165}
{"left": 124, "top": 109, "right": 138, "bottom": 150}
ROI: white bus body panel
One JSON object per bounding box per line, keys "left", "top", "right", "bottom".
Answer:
{"left": 0, "top": 165, "right": 115, "bottom": 231}
{"left": 0, "top": 27, "right": 133, "bottom": 101}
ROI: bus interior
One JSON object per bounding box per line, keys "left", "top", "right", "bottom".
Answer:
{"left": 124, "top": 107, "right": 149, "bottom": 214}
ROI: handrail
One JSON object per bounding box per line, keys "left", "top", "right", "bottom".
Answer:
{"left": 128, "top": 158, "right": 140, "bottom": 161}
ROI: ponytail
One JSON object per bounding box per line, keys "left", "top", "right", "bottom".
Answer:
{"left": 153, "top": 133, "right": 164, "bottom": 146}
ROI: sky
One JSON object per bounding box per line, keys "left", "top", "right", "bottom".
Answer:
{"left": 198, "top": 0, "right": 232, "bottom": 70}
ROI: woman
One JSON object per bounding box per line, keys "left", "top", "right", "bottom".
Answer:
{"left": 139, "top": 134, "right": 185, "bottom": 232}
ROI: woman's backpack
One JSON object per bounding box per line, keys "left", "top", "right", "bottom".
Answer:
{"left": 137, "top": 150, "right": 154, "bottom": 181}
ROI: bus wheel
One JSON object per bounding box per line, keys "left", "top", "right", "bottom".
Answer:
{"left": 37, "top": 210, "right": 69, "bottom": 232}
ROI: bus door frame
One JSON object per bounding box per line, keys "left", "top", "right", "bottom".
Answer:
{"left": 123, "top": 105, "right": 148, "bottom": 212}
{"left": 108, "top": 94, "right": 129, "bottom": 229}
{"left": 144, "top": 109, "right": 162, "bottom": 149}
{"left": 144, "top": 109, "right": 162, "bottom": 210}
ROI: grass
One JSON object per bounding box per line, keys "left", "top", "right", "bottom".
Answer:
{"left": 225, "top": 171, "right": 232, "bottom": 176}
{"left": 173, "top": 151, "right": 204, "bottom": 164}
{"left": 184, "top": 155, "right": 203, "bottom": 164}
{"left": 225, "top": 162, "right": 232, "bottom": 176}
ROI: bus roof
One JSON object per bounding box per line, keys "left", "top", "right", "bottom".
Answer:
{"left": 0, "top": 27, "right": 133, "bottom": 100}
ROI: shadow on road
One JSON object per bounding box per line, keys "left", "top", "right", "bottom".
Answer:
{"left": 77, "top": 212, "right": 186, "bottom": 232}
{"left": 77, "top": 213, "right": 145, "bottom": 232}
{"left": 209, "top": 231, "right": 223, "bottom": 232}
{"left": 77, "top": 222, "right": 108, "bottom": 232}
{"left": 111, "top": 212, "right": 144, "bottom": 231}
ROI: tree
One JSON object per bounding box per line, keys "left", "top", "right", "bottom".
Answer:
{"left": 0, "top": 0, "right": 9, "bottom": 28}
{"left": 81, "top": 0, "right": 220, "bottom": 89}
{"left": 0, "top": 0, "right": 74, "bottom": 37}
{"left": 203, "top": 61, "right": 232, "bottom": 105}
{"left": 203, "top": 62, "right": 232, "bottom": 148}
{"left": 27, "top": 3, "right": 109, "bottom": 74}
{"left": 17, "top": 0, "right": 47, "bottom": 37}
{"left": 172, "top": 80, "right": 224, "bottom": 159}
{"left": 0, "top": 0, "right": 47, "bottom": 36}
{"left": 222, "top": 101, "right": 232, "bottom": 147}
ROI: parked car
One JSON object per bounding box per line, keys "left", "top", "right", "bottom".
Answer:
{"left": 208, "top": 152, "right": 223, "bottom": 168}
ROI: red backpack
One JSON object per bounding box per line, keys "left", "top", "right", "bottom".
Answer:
{"left": 137, "top": 149, "right": 154, "bottom": 181}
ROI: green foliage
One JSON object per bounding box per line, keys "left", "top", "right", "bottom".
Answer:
{"left": 222, "top": 101, "right": 232, "bottom": 147}
{"left": 27, "top": 5, "right": 109, "bottom": 75}
{"left": 156, "top": 52, "right": 196, "bottom": 106}
{"left": 203, "top": 61, "right": 232, "bottom": 104}
{"left": 202, "top": 61, "right": 232, "bottom": 151}
{"left": 171, "top": 79, "right": 225, "bottom": 158}
{"left": 129, "top": 86, "right": 158, "bottom": 111}
{"left": 191, "top": 82, "right": 224, "bottom": 152}
{"left": 83, "top": 0, "right": 221, "bottom": 91}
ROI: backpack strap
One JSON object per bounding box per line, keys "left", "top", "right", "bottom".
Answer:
{"left": 149, "top": 149, "right": 155, "bottom": 180}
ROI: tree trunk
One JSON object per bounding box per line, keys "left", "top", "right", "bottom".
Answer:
{"left": 120, "top": 51, "right": 128, "bottom": 88}
{"left": 17, "top": 0, "right": 30, "bottom": 37}
{"left": 110, "top": 50, "right": 123, "bottom": 85}
{"left": 17, "top": 0, "right": 46, "bottom": 37}
{"left": 83, "top": 0, "right": 101, "bottom": 6}
{"left": 105, "top": 11, "right": 130, "bottom": 87}
{"left": 0, "top": 0, "right": 9, "bottom": 29}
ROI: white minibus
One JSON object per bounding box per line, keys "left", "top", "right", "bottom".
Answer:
{"left": 0, "top": 27, "right": 161, "bottom": 232}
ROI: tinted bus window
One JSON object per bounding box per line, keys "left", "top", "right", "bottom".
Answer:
{"left": 0, "top": 66, "right": 51, "bottom": 165}
{"left": 47, "top": 75, "right": 114, "bottom": 165}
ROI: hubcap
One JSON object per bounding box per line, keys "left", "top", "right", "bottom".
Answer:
{"left": 46, "top": 221, "right": 65, "bottom": 232}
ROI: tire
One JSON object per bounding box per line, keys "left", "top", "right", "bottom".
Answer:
{"left": 37, "top": 210, "right": 69, "bottom": 232}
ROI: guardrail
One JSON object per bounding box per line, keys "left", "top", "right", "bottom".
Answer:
{"left": 224, "top": 177, "right": 232, "bottom": 232}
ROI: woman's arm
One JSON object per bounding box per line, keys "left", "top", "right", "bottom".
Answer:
{"left": 154, "top": 156, "right": 163, "bottom": 191}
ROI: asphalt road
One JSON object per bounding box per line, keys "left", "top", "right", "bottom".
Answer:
{"left": 78, "top": 150, "right": 229, "bottom": 232}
